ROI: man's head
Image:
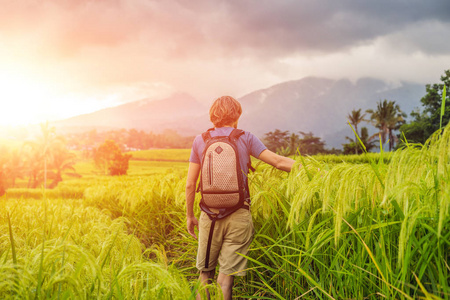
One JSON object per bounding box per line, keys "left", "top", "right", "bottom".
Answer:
{"left": 209, "top": 96, "right": 242, "bottom": 128}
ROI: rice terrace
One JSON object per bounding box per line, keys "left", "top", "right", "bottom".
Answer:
{"left": 1, "top": 115, "right": 449, "bottom": 299}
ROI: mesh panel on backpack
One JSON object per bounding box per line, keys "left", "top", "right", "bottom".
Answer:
{"left": 200, "top": 131, "right": 244, "bottom": 210}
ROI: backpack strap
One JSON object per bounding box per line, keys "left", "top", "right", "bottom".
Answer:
{"left": 202, "top": 203, "right": 249, "bottom": 269}
{"left": 197, "top": 128, "right": 215, "bottom": 193}
{"left": 204, "top": 216, "right": 216, "bottom": 269}
{"left": 229, "top": 129, "right": 245, "bottom": 141}
{"left": 201, "top": 128, "right": 215, "bottom": 143}
{"left": 229, "top": 129, "right": 253, "bottom": 172}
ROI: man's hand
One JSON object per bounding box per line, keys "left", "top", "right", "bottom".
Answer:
{"left": 187, "top": 216, "right": 199, "bottom": 239}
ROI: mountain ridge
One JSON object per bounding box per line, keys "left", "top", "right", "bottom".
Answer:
{"left": 52, "top": 76, "right": 425, "bottom": 148}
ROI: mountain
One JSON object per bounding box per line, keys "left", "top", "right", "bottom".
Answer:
{"left": 238, "top": 77, "right": 425, "bottom": 148}
{"left": 53, "top": 77, "right": 426, "bottom": 148}
{"left": 54, "top": 93, "right": 210, "bottom": 135}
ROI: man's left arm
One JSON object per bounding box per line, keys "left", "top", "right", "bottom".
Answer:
{"left": 186, "top": 162, "right": 201, "bottom": 239}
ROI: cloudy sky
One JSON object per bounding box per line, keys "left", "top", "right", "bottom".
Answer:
{"left": 1, "top": 0, "right": 449, "bottom": 126}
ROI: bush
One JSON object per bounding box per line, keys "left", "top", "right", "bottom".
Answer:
{"left": 93, "top": 140, "right": 132, "bottom": 176}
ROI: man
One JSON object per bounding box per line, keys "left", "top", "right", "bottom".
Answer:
{"left": 186, "top": 95, "right": 295, "bottom": 299}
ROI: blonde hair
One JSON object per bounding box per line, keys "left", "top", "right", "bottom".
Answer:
{"left": 209, "top": 96, "right": 242, "bottom": 128}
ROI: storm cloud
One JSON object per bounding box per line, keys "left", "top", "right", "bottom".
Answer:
{"left": 0, "top": 0, "right": 449, "bottom": 115}
{"left": 3, "top": 1, "right": 450, "bottom": 56}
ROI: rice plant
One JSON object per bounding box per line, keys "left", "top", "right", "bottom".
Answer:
{"left": 1, "top": 124, "right": 449, "bottom": 299}
{"left": 243, "top": 124, "right": 450, "bottom": 299}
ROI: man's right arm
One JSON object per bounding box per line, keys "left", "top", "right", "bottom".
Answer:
{"left": 258, "top": 149, "right": 296, "bottom": 172}
{"left": 186, "top": 162, "right": 201, "bottom": 239}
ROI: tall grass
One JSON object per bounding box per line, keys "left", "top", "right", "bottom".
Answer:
{"left": 1, "top": 125, "right": 449, "bottom": 299}
{"left": 0, "top": 198, "right": 200, "bottom": 299}
{"left": 243, "top": 124, "right": 450, "bottom": 299}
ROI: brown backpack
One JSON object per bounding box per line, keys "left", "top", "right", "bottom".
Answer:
{"left": 198, "top": 128, "right": 249, "bottom": 268}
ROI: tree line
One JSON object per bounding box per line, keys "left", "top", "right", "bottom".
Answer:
{"left": 66, "top": 128, "right": 194, "bottom": 151}
{"left": 0, "top": 123, "right": 77, "bottom": 195}
{"left": 265, "top": 69, "right": 449, "bottom": 155}
{"left": 1, "top": 69, "right": 448, "bottom": 195}
{"left": 0, "top": 126, "right": 135, "bottom": 196}
{"left": 262, "top": 99, "right": 406, "bottom": 156}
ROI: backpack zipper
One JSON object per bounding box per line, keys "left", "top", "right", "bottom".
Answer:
{"left": 208, "top": 152, "right": 213, "bottom": 186}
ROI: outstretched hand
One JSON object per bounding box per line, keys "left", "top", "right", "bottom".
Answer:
{"left": 187, "top": 216, "right": 199, "bottom": 239}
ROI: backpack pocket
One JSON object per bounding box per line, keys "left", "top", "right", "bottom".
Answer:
{"left": 208, "top": 152, "right": 213, "bottom": 186}
{"left": 203, "top": 192, "right": 240, "bottom": 208}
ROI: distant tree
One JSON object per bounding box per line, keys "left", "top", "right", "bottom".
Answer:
{"left": 263, "top": 130, "right": 332, "bottom": 155}
{"left": 126, "top": 129, "right": 144, "bottom": 149}
{"left": 5, "top": 148, "right": 25, "bottom": 188}
{"left": 283, "top": 132, "right": 301, "bottom": 155}
{"left": 93, "top": 140, "right": 132, "bottom": 175}
{"left": 88, "top": 129, "right": 99, "bottom": 145}
{"left": 0, "top": 170, "right": 5, "bottom": 197}
{"left": 366, "top": 100, "right": 406, "bottom": 151}
{"left": 263, "top": 129, "right": 289, "bottom": 152}
{"left": 22, "top": 123, "right": 66, "bottom": 188}
{"left": 297, "top": 131, "right": 327, "bottom": 155}
{"left": 24, "top": 145, "right": 44, "bottom": 188}
{"left": 66, "top": 128, "right": 195, "bottom": 150}
{"left": 343, "top": 127, "right": 376, "bottom": 154}
{"left": 0, "top": 146, "right": 24, "bottom": 190}
{"left": 48, "top": 145, "right": 78, "bottom": 188}
{"left": 347, "top": 109, "right": 367, "bottom": 154}
{"left": 400, "top": 70, "right": 450, "bottom": 144}
{"left": 0, "top": 146, "right": 7, "bottom": 196}
{"left": 109, "top": 152, "right": 132, "bottom": 176}
{"left": 105, "top": 129, "right": 127, "bottom": 149}
{"left": 24, "top": 122, "right": 65, "bottom": 188}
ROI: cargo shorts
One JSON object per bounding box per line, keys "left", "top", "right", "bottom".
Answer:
{"left": 196, "top": 208, "right": 255, "bottom": 276}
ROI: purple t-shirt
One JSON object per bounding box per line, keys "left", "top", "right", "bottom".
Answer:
{"left": 189, "top": 127, "right": 267, "bottom": 187}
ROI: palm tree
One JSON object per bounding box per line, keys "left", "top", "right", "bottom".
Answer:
{"left": 5, "top": 148, "right": 25, "bottom": 188}
{"left": 0, "top": 146, "right": 8, "bottom": 196}
{"left": 24, "top": 122, "right": 64, "bottom": 188}
{"left": 24, "top": 147, "right": 43, "bottom": 188}
{"left": 288, "top": 132, "right": 301, "bottom": 155}
{"left": 366, "top": 100, "right": 406, "bottom": 151}
{"left": 347, "top": 109, "right": 367, "bottom": 154}
{"left": 263, "top": 129, "right": 289, "bottom": 153}
{"left": 345, "top": 127, "right": 377, "bottom": 153}
{"left": 38, "top": 122, "right": 67, "bottom": 188}
{"left": 48, "top": 145, "right": 77, "bottom": 188}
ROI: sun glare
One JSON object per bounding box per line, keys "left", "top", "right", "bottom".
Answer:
{"left": 0, "top": 69, "right": 61, "bottom": 126}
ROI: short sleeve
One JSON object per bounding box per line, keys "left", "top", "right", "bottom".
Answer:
{"left": 247, "top": 132, "right": 267, "bottom": 158}
{"left": 189, "top": 135, "right": 202, "bottom": 164}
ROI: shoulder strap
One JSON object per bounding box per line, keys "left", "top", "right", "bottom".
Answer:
{"left": 202, "top": 128, "right": 244, "bottom": 142}
{"left": 229, "top": 129, "right": 245, "bottom": 141}
{"left": 201, "top": 128, "right": 215, "bottom": 143}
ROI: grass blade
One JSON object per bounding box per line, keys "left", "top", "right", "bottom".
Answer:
{"left": 440, "top": 85, "right": 447, "bottom": 130}
{"left": 348, "top": 121, "right": 366, "bottom": 153}
{"left": 7, "top": 211, "right": 17, "bottom": 265}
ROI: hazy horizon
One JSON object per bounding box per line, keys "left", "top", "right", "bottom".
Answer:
{"left": 1, "top": 0, "right": 449, "bottom": 126}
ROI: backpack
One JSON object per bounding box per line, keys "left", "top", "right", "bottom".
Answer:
{"left": 198, "top": 128, "right": 250, "bottom": 268}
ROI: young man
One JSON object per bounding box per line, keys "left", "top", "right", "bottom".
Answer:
{"left": 186, "top": 96, "right": 295, "bottom": 299}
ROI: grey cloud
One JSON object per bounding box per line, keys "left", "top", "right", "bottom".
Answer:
{"left": 124, "top": 0, "right": 450, "bottom": 59}
{"left": 382, "top": 20, "right": 450, "bottom": 55}
{"left": 211, "top": 0, "right": 450, "bottom": 55}
{"left": 2, "top": 0, "right": 450, "bottom": 70}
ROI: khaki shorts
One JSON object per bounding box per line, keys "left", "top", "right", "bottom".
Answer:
{"left": 196, "top": 208, "right": 254, "bottom": 276}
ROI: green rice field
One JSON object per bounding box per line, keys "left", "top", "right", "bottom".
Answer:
{"left": 1, "top": 127, "right": 449, "bottom": 299}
